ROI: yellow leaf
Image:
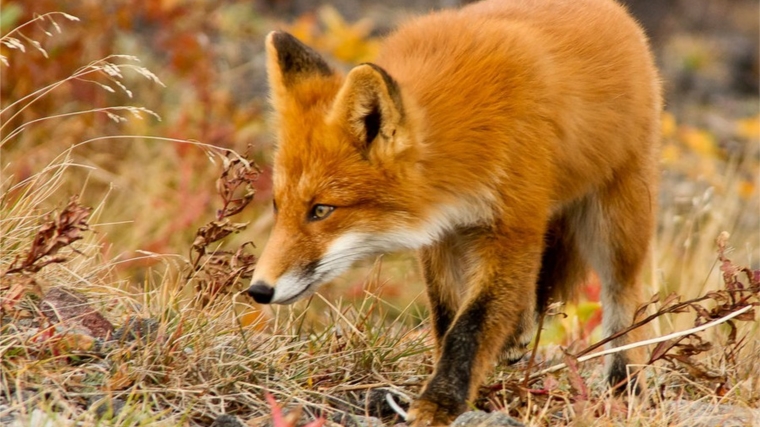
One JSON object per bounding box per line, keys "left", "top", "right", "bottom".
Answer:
{"left": 286, "top": 7, "right": 380, "bottom": 65}
{"left": 287, "top": 14, "right": 318, "bottom": 46}
{"left": 538, "top": 320, "right": 566, "bottom": 345}
{"left": 661, "top": 143, "right": 681, "bottom": 165}
{"left": 736, "top": 115, "right": 760, "bottom": 140}
{"left": 239, "top": 311, "right": 267, "bottom": 330}
{"left": 576, "top": 301, "right": 601, "bottom": 321}
{"left": 318, "top": 6, "right": 349, "bottom": 35}
{"left": 738, "top": 179, "right": 756, "bottom": 200}
{"left": 59, "top": 333, "right": 96, "bottom": 352}
{"left": 661, "top": 111, "right": 677, "bottom": 139}
{"left": 317, "top": 6, "right": 378, "bottom": 63}
{"left": 109, "top": 364, "right": 134, "bottom": 390}
{"left": 679, "top": 127, "right": 718, "bottom": 157}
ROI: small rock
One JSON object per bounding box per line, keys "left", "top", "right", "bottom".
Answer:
{"left": 660, "top": 400, "right": 760, "bottom": 427}
{"left": 113, "top": 316, "right": 160, "bottom": 343}
{"left": 330, "top": 412, "right": 384, "bottom": 427}
{"left": 40, "top": 287, "right": 114, "bottom": 339}
{"left": 90, "top": 397, "right": 127, "bottom": 419}
{"left": 9, "top": 408, "right": 57, "bottom": 427}
{"left": 0, "top": 403, "right": 18, "bottom": 425}
{"left": 211, "top": 414, "right": 245, "bottom": 427}
{"left": 451, "top": 410, "right": 525, "bottom": 427}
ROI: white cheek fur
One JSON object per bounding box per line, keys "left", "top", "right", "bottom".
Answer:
{"left": 270, "top": 198, "right": 493, "bottom": 304}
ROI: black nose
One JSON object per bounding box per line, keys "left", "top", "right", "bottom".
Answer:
{"left": 246, "top": 281, "right": 275, "bottom": 304}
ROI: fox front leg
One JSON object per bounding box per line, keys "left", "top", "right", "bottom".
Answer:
{"left": 418, "top": 232, "right": 469, "bottom": 356}
{"left": 408, "top": 226, "right": 544, "bottom": 426}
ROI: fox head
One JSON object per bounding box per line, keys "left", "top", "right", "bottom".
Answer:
{"left": 246, "top": 31, "right": 441, "bottom": 305}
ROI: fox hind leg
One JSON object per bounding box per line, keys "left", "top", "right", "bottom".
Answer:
{"left": 500, "top": 215, "right": 589, "bottom": 364}
{"left": 573, "top": 166, "right": 655, "bottom": 393}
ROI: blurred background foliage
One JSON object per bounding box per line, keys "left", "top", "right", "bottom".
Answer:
{"left": 1, "top": 0, "right": 758, "bottom": 340}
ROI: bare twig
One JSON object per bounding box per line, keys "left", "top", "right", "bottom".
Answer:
{"left": 531, "top": 305, "right": 753, "bottom": 378}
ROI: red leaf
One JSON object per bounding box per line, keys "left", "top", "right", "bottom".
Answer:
{"left": 266, "top": 393, "right": 287, "bottom": 427}
{"left": 265, "top": 394, "right": 325, "bottom": 427}
{"left": 563, "top": 353, "right": 588, "bottom": 401}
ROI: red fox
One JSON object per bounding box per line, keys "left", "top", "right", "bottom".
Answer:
{"left": 247, "top": 0, "right": 661, "bottom": 424}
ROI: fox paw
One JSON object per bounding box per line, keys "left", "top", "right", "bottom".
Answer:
{"left": 608, "top": 355, "right": 648, "bottom": 397}
{"left": 406, "top": 399, "right": 460, "bottom": 427}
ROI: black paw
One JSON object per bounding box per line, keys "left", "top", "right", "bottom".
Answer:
{"left": 607, "top": 356, "right": 642, "bottom": 395}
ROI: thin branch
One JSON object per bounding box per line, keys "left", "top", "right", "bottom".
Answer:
{"left": 531, "top": 305, "right": 753, "bottom": 378}
{"left": 573, "top": 294, "right": 712, "bottom": 358}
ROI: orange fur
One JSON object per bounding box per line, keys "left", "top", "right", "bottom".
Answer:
{"left": 247, "top": 0, "right": 661, "bottom": 424}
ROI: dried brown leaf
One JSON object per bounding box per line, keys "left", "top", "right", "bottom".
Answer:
{"left": 562, "top": 353, "right": 588, "bottom": 401}
{"left": 192, "top": 220, "right": 249, "bottom": 250}
{"left": 649, "top": 339, "right": 679, "bottom": 364}
{"left": 3, "top": 196, "right": 91, "bottom": 276}
{"left": 691, "top": 304, "right": 713, "bottom": 325}
{"left": 108, "top": 364, "right": 134, "bottom": 390}
{"left": 215, "top": 147, "right": 261, "bottom": 220}
{"left": 732, "top": 307, "right": 756, "bottom": 321}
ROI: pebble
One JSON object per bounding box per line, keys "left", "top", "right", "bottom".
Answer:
{"left": 211, "top": 414, "right": 246, "bottom": 427}
{"left": 451, "top": 410, "right": 525, "bottom": 427}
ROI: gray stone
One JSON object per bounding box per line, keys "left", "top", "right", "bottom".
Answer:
{"left": 113, "top": 316, "right": 160, "bottom": 343}
{"left": 91, "top": 397, "right": 127, "bottom": 419}
{"left": 661, "top": 400, "right": 760, "bottom": 427}
{"left": 451, "top": 410, "right": 525, "bottom": 427}
{"left": 211, "top": 414, "right": 246, "bottom": 427}
{"left": 330, "top": 412, "right": 384, "bottom": 427}
{"left": 0, "top": 402, "right": 18, "bottom": 425}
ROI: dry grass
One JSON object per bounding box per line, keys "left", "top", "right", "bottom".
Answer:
{"left": 1, "top": 7, "right": 759, "bottom": 427}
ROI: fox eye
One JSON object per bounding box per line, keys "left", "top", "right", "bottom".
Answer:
{"left": 309, "top": 204, "right": 335, "bottom": 221}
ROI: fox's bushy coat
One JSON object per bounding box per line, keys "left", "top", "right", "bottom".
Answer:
{"left": 247, "top": 0, "right": 661, "bottom": 424}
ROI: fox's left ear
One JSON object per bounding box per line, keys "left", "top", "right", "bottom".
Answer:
{"left": 265, "top": 31, "right": 334, "bottom": 109}
{"left": 328, "top": 63, "right": 405, "bottom": 154}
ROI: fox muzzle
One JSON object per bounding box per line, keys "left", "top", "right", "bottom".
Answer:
{"left": 246, "top": 281, "right": 275, "bottom": 304}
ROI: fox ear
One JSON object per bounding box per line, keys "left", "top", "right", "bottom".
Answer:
{"left": 265, "top": 31, "right": 333, "bottom": 106}
{"left": 329, "top": 63, "right": 405, "bottom": 153}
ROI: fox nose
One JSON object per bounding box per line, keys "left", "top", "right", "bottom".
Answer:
{"left": 247, "top": 281, "right": 275, "bottom": 304}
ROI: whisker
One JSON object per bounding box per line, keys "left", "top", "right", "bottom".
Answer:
{"left": 315, "top": 251, "right": 375, "bottom": 271}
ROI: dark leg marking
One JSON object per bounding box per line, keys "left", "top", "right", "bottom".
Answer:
{"left": 419, "top": 295, "right": 489, "bottom": 417}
